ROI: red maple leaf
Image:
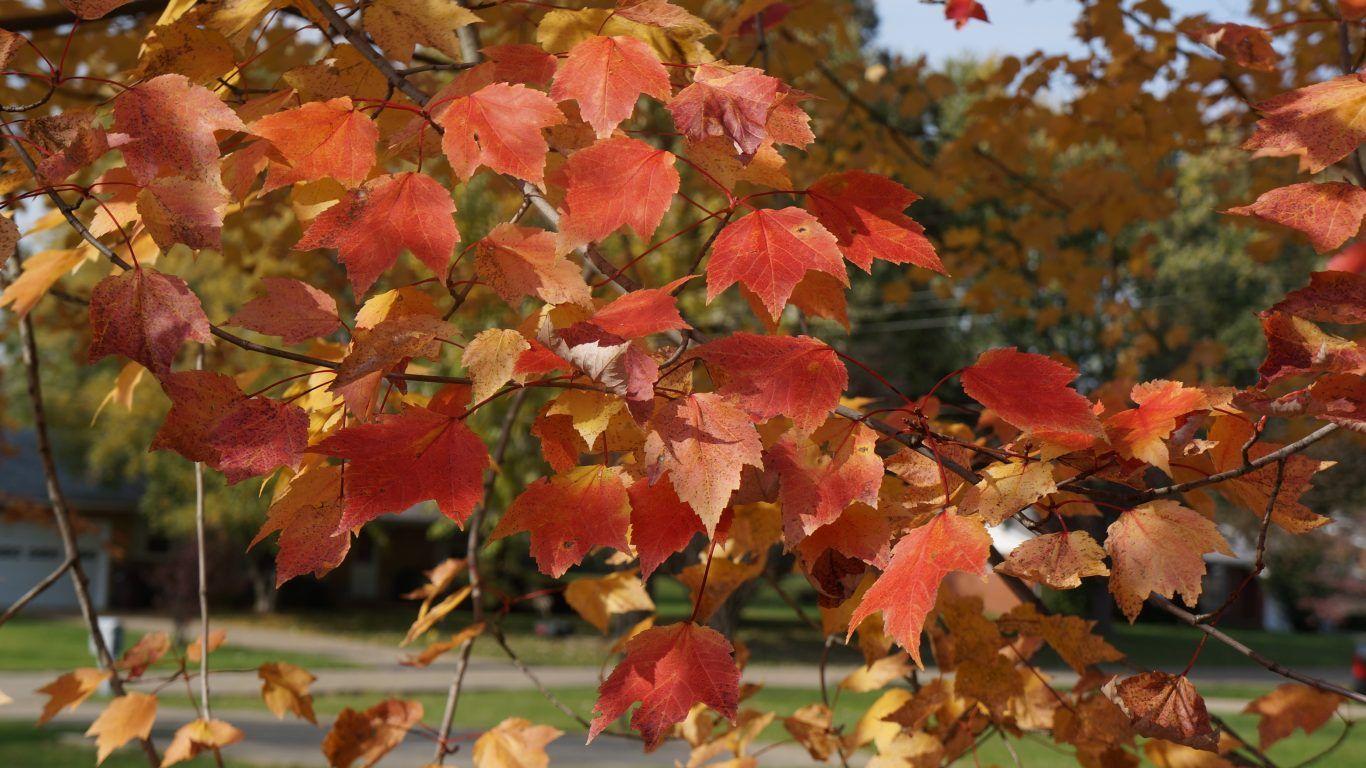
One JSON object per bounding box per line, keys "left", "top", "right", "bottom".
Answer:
{"left": 27, "top": 111, "right": 130, "bottom": 185}
{"left": 252, "top": 97, "right": 378, "bottom": 191}
{"left": 136, "top": 176, "right": 228, "bottom": 252}
{"left": 489, "top": 465, "right": 631, "bottom": 577}
{"left": 576, "top": 276, "right": 692, "bottom": 340}
{"left": 1269, "top": 270, "right": 1366, "bottom": 324}
{"left": 560, "top": 137, "right": 680, "bottom": 246}
{"left": 439, "top": 83, "right": 566, "bottom": 182}
{"left": 329, "top": 313, "right": 454, "bottom": 419}
{"left": 476, "top": 223, "right": 593, "bottom": 307}
{"left": 847, "top": 512, "right": 990, "bottom": 667}
{"left": 228, "top": 277, "right": 341, "bottom": 344}
{"left": 627, "top": 474, "right": 706, "bottom": 579}
{"left": 88, "top": 267, "right": 212, "bottom": 375}
{"left": 151, "top": 370, "right": 309, "bottom": 484}
{"left": 668, "top": 63, "right": 781, "bottom": 160}
{"left": 945, "top": 0, "right": 989, "bottom": 28}
{"left": 481, "top": 44, "right": 558, "bottom": 85}
{"left": 250, "top": 465, "right": 350, "bottom": 586}
{"left": 551, "top": 35, "right": 671, "bottom": 138}
{"left": 113, "top": 74, "right": 244, "bottom": 185}
{"left": 706, "top": 207, "right": 847, "bottom": 321}
{"left": 309, "top": 393, "right": 489, "bottom": 529}
{"left": 766, "top": 422, "right": 882, "bottom": 545}
{"left": 1267, "top": 266, "right": 1366, "bottom": 322}
{"left": 1257, "top": 312, "right": 1365, "bottom": 383}
{"left": 295, "top": 172, "right": 458, "bottom": 294}
{"left": 1225, "top": 182, "right": 1366, "bottom": 253}
{"left": 806, "top": 171, "right": 944, "bottom": 273}
{"left": 691, "top": 332, "right": 845, "bottom": 433}
{"left": 1243, "top": 73, "right": 1366, "bottom": 174}
{"left": 960, "top": 347, "right": 1105, "bottom": 449}
{"left": 589, "top": 622, "right": 739, "bottom": 750}
{"left": 644, "top": 393, "right": 764, "bottom": 534}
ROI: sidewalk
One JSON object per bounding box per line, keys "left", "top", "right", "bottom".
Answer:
{"left": 32, "top": 703, "right": 816, "bottom": 768}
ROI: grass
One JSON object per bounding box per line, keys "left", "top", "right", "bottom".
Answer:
{"left": 0, "top": 617, "right": 353, "bottom": 672}
{"left": 1106, "top": 622, "right": 1356, "bottom": 670}
{"left": 215, "top": 574, "right": 1359, "bottom": 674}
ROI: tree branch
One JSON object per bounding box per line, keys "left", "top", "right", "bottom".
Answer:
{"left": 9, "top": 255, "right": 161, "bottom": 766}
{"left": 432, "top": 387, "right": 528, "bottom": 764}
{"left": 0, "top": 557, "right": 74, "bottom": 627}
{"left": 1134, "top": 424, "right": 1338, "bottom": 502}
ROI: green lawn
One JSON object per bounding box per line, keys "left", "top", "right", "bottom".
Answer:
{"left": 215, "top": 573, "right": 1359, "bottom": 674}
{"left": 0, "top": 617, "right": 353, "bottom": 672}
{"left": 1106, "top": 621, "right": 1356, "bottom": 670}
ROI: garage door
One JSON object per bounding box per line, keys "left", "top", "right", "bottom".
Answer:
{"left": 0, "top": 520, "right": 109, "bottom": 611}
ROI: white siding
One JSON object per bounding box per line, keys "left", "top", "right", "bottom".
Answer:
{"left": 0, "top": 520, "right": 109, "bottom": 611}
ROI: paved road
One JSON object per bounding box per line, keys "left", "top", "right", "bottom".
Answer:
{"left": 30, "top": 704, "right": 820, "bottom": 768}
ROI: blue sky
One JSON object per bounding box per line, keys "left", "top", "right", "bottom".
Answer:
{"left": 872, "top": 0, "right": 1257, "bottom": 63}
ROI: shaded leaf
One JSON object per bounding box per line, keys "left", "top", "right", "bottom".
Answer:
{"left": 88, "top": 267, "right": 212, "bottom": 375}
{"left": 995, "top": 530, "right": 1109, "bottom": 590}
{"left": 228, "top": 277, "right": 341, "bottom": 344}
{"left": 152, "top": 370, "right": 309, "bottom": 484}
{"left": 565, "top": 571, "right": 655, "bottom": 633}
{"left": 1104, "top": 672, "right": 1218, "bottom": 751}
{"left": 113, "top": 74, "right": 244, "bottom": 184}
{"left": 1243, "top": 683, "right": 1343, "bottom": 749}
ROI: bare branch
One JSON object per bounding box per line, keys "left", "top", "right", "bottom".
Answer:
{"left": 9, "top": 255, "right": 162, "bottom": 766}
{"left": 1136, "top": 424, "right": 1339, "bottom": 502}
{"left": 0, "top": 558, "right": 74, "bottom": 627}
{"left": 433, "top": 387, "right": 529, "bottom": 763}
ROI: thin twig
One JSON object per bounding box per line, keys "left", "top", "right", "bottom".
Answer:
{"left": 1148, "top": 595, "right": 1366, "bottom": 705}
{"left": 0, "top": 558, "right": 74, "bottom": 627}
{"left": 1135, "top": 425, "right": 1338, "bottom": 502}
{"left": 10, "top": 255, "right": 161, "bottom": 766}
{"left": 433, "top": 387, "right": 529, "bottom": 763}
{"left": 1196, "top": 459, "right": 1284, "bottom": 624}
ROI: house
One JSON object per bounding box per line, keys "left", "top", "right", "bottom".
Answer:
{"left": 0, "top": 430, "right": 456, "bottom": 613}
{"left": 0, "top": 431, "right": 136, "bottom": 612}
{"left": 986, "top": 518, "right": 1273, "bottom": 629}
